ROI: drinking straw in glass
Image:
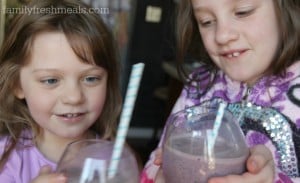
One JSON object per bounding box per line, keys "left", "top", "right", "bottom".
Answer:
{"left": 108, "top": 62, "right": 145, "bottom": 178}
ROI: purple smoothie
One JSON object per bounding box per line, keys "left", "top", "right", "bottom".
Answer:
{"left": 162, "top": 134, "right": 249, "bottom": 183}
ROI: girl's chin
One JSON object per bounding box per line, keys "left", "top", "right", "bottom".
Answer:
{"left": 227, "top": 73, "right": 251, "bottom": 83}
{"left": 227, "top": 74, "right": 258, "bottom": 85}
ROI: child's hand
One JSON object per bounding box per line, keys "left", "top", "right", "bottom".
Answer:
{"left": 208, "top": 144, "right": 275, "bottom": 183}
{"left": 31, "top": 165, "right": 67, "bottom": 183}
{"left": 152, "top": 148, "right": 166, "bottom": 183}
{"left": 154, "top": 148, "right": 163, "bottom": 165}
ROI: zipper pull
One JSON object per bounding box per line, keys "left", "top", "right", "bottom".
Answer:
{"left": 242, "top": 87, "right": 251, "bottom": 107}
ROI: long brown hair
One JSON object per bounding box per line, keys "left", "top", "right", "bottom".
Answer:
{"left": 176, "top": 0, "right": 300, "bottom": 81}
{"left": 0, "top": 0, "right": 122, "bottom": 169}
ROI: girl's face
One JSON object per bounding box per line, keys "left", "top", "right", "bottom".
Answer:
{"left": 192, "top": 0, "right": 280, "bottom": 85}
{"left": 15, "top": 32, "right": 107, "bottom": 143}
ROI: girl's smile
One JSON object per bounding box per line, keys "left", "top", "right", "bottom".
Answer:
{"left": 15, "top": 32, "right": 108, "bottom": 143}
{"left": 55, "top": 112, "right": 87, "bottom": 123}
{"left": 192, "top": 0, "right": 280, "bottom": 85}
{"left": 219, "top": 49, "right": 248, "bottom": 59}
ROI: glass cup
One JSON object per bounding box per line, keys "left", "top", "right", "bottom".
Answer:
{"left": 162, "top": 104, "right": 249, "bottom": 183}
{"left": 56, "top": 139, "right": 139, "bottom": 183}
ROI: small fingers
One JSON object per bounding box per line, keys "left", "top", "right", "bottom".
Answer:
{"left": 39, "top": 165, "right": 53, "bottom": 175}
{"left": 154, "top": 148, "right": 163, "bottom": 165}
{"left": 247, "top": 145, "right": 273, "bottom": 173}
{"left": 31, "top": 165, "right": 67, "bottom": 183}
{"left": 208, "top": 173, "right": 251, "bottom": 183}
{"left": 209, "top": 170, "right": 272, "bottom": 183}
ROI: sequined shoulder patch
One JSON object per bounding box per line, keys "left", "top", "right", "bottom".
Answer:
{"left": 228, "top": 102, "right": 298, "bottom": 177}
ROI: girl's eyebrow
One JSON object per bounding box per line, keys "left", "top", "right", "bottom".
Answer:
{"left": 193, "top": 0, "right": 248, "bottom": 12}
{"left": 193, "top": 6, "right": 210, "bottom": 16}
{"left": 32, "top": 68, "right": 59, "bottom": 73}
{"left": 32, "top": 67, "right": 105, "bottom": 73}
{"left": 192, "top": 4, "right": 206, "bottom": 12}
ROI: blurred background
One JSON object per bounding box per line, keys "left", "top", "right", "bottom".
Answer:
{"left": 0, "top": 0, "right": 187, "bottom": 166}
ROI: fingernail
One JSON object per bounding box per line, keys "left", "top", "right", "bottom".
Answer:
{"left": 57, "top": 174, "right": 67, "bottom": 181}
{"left": 250, "top": 159, "right": 257, "bottom": 170}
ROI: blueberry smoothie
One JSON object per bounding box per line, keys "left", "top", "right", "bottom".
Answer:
{"left": 162, "top": 134, "right": 249, "bottom": 183}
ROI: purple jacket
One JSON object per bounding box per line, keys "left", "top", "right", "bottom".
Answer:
{"left": 141, "top": 61, "right": 300, "bottom": 183}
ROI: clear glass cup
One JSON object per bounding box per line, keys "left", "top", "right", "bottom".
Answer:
{"left": 56, "top": 139, "right": 139, "bottom": 183}
{"left": 162, "top": 104, "right": 249, "bottom": 183}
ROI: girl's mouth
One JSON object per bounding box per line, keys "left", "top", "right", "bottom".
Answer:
{"left": 59, "top": 113, "right": 84, "bottom": 118}
{"left": 225, "top": 52, "right": 241, "bottom": 58}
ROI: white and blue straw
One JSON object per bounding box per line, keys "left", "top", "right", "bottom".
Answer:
{"left": 108, "top": 63, "right": 145, "bottom": 179}
{"left": 207, "top": 102, "right": 227, "bottom": 156}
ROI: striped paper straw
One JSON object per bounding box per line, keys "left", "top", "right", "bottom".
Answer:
{"left": 108, "top": 63, "right": 145, "bottom": 178}
{"left": 207, "top": 102, "right": 227, "bottom": 156}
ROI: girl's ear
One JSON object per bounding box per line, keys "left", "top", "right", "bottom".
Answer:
{"left": 14, "top": 86, "right": 25, "bottom": 99}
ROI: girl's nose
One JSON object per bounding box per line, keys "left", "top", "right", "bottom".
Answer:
{"left": 215, "top": 20, "right": 239, "bottom": 45}
{"left": 61, "top": 83, "right": 85, "bottom": 105}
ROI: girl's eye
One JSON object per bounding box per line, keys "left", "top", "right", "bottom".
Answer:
{"left": 199, "top": 19, "right": 215, "bottom": 28}
{"left": 235, "top": 9, "right": 254, "bottom": 17}
{"left": 41, "top": 78, "right": 58, "bottom": 85}
{"left": 201, "top": 20, "right": 213, "bottom": 27}
{"left": 84, "top": 76, "right": 101, "bottom": 83}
